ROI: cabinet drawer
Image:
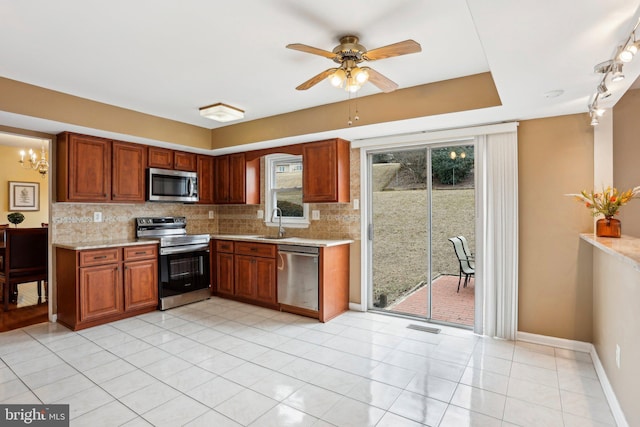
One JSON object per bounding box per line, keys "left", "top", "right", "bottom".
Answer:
{"left": 216, "top": 240, "right": 234, "bottom": 253}
{"left": 79, "top": 248, "right": 120, "bottom": 267}
{"left": 124, "top": 245, "right": 158, "bottom": 261}
{"left": 234, "top": 242, "right": 276, "bottom": 258}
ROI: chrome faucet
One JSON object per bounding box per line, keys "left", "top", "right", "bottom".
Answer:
{"left": 272, "top": 207, "right": 285, "bottom": 238}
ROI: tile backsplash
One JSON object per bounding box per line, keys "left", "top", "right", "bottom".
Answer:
{"left": 51, "top": 148, "right": 361, "bottom": 244}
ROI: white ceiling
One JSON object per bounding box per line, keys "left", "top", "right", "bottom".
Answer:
{"left": 1, "top": 0, "right": 639, "bottom": 150}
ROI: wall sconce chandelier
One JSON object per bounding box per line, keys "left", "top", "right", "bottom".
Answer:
{"left": 19, "top": 142, "right": 49, "bottom": 177}
{"left": 589, "top": 18, "right": 640, "bottom": 126}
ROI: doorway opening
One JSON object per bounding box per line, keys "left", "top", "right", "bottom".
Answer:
{"left": 367, "top": 142, "right": 476, "bottom": 327}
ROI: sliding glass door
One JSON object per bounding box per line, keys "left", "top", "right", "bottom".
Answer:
{"left": 367, "top": 142, "right": 476, "bottom": 327}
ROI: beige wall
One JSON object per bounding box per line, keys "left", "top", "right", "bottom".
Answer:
{"left": 613, "top": 88, "right": 640, "bottom": 237}
{"left": 0, "top": 144, "right": 49, "bottom": 228}
{"left": 592, "top": 246, "right": 640, "bottom": 426}
{"left": 518, "top": 115, "right": 595, "bottom": 342}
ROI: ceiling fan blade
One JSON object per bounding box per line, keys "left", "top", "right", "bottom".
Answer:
{"left": 365, "top": 68, "right": 399, "bottom": 93}
{"left": 296, "top": 68, "right": 339, "bottom": 90}
{"left": 286, "top": 43, "right": 336, "bottom": 59}
{"left": 363, "top": 39, "right": 422, "bottom": 61}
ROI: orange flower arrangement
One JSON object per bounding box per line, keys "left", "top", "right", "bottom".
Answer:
{"left": 568, "top": 186, "right": 640, "bottom": 218}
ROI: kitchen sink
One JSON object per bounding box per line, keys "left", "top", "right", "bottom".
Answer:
{"left": 252, "top": 235, "right": 288, "bottom": 240}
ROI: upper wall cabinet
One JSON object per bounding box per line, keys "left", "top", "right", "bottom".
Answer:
{"left": 57, "top": 132, "right": 146, "bottom": 203}
{"left": 197, "top": 154, "right": 215, "bottom": 205}
{"left": 302, "top": 138, "right": 350, "bottom": 203}
{"left": 148, "top": 147, "right": 197, "bottom": 172}
{"left": 147, "top": 147, "right": 174, "bottom": 169}
{"left": 174, "top": 151, "right": 197, "bottom": 172}
{"left": 213, "top": 153, "right": 260, "bottom": 204}
{"left": 57, "top": 132, "right": 112, "bottom": 202}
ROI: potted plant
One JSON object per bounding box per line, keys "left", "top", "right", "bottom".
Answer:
{"left": 7, "top": 212, "right": 25, "bottom": 228}
{"left": 568, "top": 186, "right": 640, "bottom": 237}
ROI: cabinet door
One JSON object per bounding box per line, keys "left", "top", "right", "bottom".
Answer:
{"left": 148, "top": 147, "right": 174, "bottom": 169}
{"left": 234, "top": 255, "right": 255, "bottom": 299}
{"left": 302, "top": 139, "right": 350, "bottom": 203}
{"left": 124, "top": 259, "right": 158, "bottom": 311}
{"left": 228, "top": 153, "right": 246, "bottom": 204}
{"left": 79, "top": 264, "right": 123, "bottom": 323}
{"left": 213, "top": 155, "right": 230, "bottom": 203}
{"left": 174, "top": 151, "right": 197, "bottom": 171}
{"left": 197, "top": 155, "right": 215, "bottom": 204}
{"left": 255, "top": 257, "right": 276, "bottom": 304}
{"left": 112, "top": 141, "right": 146, "bottom": 202}
{"left": 64, "top": 133, "right": 112, "bottom": 202}
{"left": 216, "top": 252, "right": 234, "bottom": 295}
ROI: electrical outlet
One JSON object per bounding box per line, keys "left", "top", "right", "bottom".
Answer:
{"left": 257, "top": 210, "right": 264, "bottom": 219}
{"left": 208, "top": 210, "right": 215, "bottom": 219}
{"left": 353, "top": 199, "right": 360, "bottom": 210}
{"left": 93, "top": 212, "right": 102, "bottom": 223}
{"left": 312, "top": 210, "right": 320, "bottom": 220}
{"left": 616, "top": 344, "right": 621, "bottom": 368}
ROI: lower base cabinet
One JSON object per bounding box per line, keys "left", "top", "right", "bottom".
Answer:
{"left": 212, "top": 239, "right": 350, "bottom": 322}
{"left": 56, "top": 244, "right": 158, "bottom": 330}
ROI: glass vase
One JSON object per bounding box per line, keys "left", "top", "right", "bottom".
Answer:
{"left": 596, "top": 217, "right": 621, "bottom": 238}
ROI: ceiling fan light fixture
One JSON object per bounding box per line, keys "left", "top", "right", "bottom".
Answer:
{"left": 199, "top": 103, "right": 244, "bottom": 122}
{"left": 329, "top": 69, "right": 346, "bottom": 87}
{"left": 352, "top": 67, "right": 369, "bottom": 85}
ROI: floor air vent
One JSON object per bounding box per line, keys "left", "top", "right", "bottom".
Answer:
{"left": 407, "top": 324, "right": 441, "bottom": 334}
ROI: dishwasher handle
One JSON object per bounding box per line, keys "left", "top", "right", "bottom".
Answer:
{"left": 277, "top": 251, "right": 319, "bottom": 257}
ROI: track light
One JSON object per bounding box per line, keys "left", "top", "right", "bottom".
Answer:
{"left": 590, "top": 112, "right": 599, "bottom": 126}
{"left": 611, "top": 62, "right": 625, "bottom": 82}
{"left": 597, "top": 82, "right": 611, "bottom": 98}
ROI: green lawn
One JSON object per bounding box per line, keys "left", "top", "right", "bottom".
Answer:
{"left": 372, "top": 188, "right": 475, "bottom": 306}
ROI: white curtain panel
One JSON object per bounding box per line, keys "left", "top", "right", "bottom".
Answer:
{"left": 475, "top": 131, "right": 519, "bottom": 339}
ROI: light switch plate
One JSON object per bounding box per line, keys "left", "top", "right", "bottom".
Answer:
{"left": 208, "top": 210, "right": 215, "bottom": 219}
{"left": 93, "top": 212, "right": 102, "bottom": 223}
{"left": 353, "top": 199, "right": 360, "bottom": 210}
{"left": 257, "top": 210, "right": 264, "bottom": 219}
{"left": 312, "top": 210, "right": 320, "bottom": 220}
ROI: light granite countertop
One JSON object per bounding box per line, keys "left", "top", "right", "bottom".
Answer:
{"left": 211, "top": 234, "right": 353, "bottom": 248}
{"left": 54, "top": 239, "right": 159, "bottom": 251}
{"left": 580, "top": 233, "right": 640, "bottom": 270}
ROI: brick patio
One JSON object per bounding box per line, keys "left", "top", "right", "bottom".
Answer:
{"left": 387, "top": 275, "right": 475, "bottom": 327}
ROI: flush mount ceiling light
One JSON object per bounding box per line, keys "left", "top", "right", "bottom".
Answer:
{"left": 588, "top": 17, "right": 640, "bottom": 126}
{"left": 199, "top": 103, "right": 245, "bottom": 123}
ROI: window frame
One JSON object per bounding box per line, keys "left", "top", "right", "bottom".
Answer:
{"left": 264, "top": 153, "right": 309, "bottom": 228}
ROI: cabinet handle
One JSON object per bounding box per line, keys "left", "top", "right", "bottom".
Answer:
{"left": 104, "top": 194, "right": 107, "bottom": 197}
{"left": 250, "top": 248, "right": 258, "bottom": 252}
{"left": 94, "top": 255, "right": 107, "bottom": 259}
{"left": 135, "top": 251, "right": 146, "bottom": 255}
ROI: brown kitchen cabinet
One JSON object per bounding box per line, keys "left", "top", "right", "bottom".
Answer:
{"left": 302, "top": 138, "right": 350, "bottom": 203}
{"left": 112, "top": 141, "right": 146, "bottom": 202}
{"left": 212, "top": 240, "right": 277, "bottom": 308}
{"left": 174, "top": 151, "right": 197, "bottom": 172}
{"left": 213, "top": 153, "right": 260, "bottom": 204}
{"left": 148, "top": 146, "right": 174, "bottom": 169}
{"left": 57, "top": 132, "right": 145, "bottom": 203}
{"left": 215, "top": 240, "right": 235, "bottom": 296}
{"left": 57, "top": 132, "right": 112, "bottom": 202}
{"left": 56, "top": 244, "right": 158, "bottom": 331}
{"left": 197, "top": 154, "right": 215, "bottom": 204}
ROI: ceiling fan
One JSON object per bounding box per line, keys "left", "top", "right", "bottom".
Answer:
{"left": 287, "top": 35, "right": 422, "bottom": 93}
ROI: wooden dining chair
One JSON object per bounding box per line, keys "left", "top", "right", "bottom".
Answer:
{"left": 0, "top": 228, "right": 48, "bottom": 311}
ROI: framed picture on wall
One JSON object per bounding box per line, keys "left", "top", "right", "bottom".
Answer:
{"left": 9, "top": 181, "right": 39, "bottom": 211}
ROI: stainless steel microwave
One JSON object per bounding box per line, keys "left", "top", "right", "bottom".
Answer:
{"left": 147, "top": 168, "right": 199, "bottom": 202}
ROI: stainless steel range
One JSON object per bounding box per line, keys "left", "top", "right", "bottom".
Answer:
{"left": 136, "top": 217, "right": 210, "bottom": 310}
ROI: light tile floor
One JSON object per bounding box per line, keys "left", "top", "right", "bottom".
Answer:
{"left": 0, "top": 297, "right": 616, "bottom": 426}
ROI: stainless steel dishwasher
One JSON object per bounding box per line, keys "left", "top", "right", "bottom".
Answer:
{"left": 277, "top": 245, "right": 319, "bottom": 311}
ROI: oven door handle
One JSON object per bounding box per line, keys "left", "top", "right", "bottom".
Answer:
{"left": 160, "top": 244, "right": 210, "bottom": 255}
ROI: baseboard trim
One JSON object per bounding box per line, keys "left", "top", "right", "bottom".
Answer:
{"left": 517, "top": 331, "right": 628, "bottom": 427}
{"left": 590, "top": 346, "right": 629, "bottom": 427}
{"left": 348, "top": 302, "right": 364, "bottom": 312}
{"left": 516, "top": 331, "right": 592, "bottom": 352}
